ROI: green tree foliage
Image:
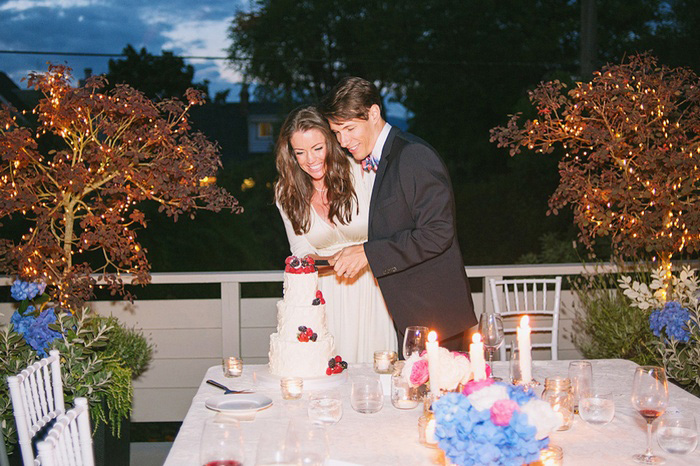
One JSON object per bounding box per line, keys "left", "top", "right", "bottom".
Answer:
{"left": 107, "top": 45, "right": 210, "bottom": 100}
{"left": 225, "top": 1, "right": 691, "bottom": 265}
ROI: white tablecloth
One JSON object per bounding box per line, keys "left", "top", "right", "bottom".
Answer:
{"left": 163, "top": 359, "right": 700, "bottom": 465}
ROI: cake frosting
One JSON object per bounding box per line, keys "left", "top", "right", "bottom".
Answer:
{"left": 268, "top": 256, "right": 336, "bottom": 378}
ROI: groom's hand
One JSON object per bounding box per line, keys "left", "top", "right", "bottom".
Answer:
{"left": 330, "top": 244, "right": 368, "bottom": 279}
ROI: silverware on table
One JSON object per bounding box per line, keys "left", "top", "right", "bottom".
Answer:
{"left": 206, "top": 379, "right": 252, "bottom": 394}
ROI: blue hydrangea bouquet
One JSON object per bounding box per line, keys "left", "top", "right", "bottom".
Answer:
{"left": 433, "top": 379, "right": 562, "bottom": 466}
{"left": 8, "top": 279, "right": 61, "bottom": 357}
{"left": 619, "top": 265, "right": 700, "bottom": 396}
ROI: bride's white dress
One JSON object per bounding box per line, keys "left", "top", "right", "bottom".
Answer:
{"left": 278, "top": 162, "right": 398, "bottom": 363}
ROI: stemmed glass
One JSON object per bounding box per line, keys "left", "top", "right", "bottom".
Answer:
{"left": 478, "top": 313, "right": 504, "bottom": 380}
{"left": 631, "top": 366, "right": 669, "bottom": 464}
{"left": 403, "top": 326, "right": 429, "bottom": 359}
{"left": 200, "top": 416, "right": 245, "bottom": 466}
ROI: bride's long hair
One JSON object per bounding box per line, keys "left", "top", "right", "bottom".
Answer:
{"left": 274, "top": 106, "right": 357, "bottom": 235}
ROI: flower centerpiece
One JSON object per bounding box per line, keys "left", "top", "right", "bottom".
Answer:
{"left": 619, "top": 266, "right": 700, "bottom": 396}
{"left": 400, "top": 347, "right": 485, "bottom": 392}
{"left": 433, "top": 379, "right": 563, "bottom": 466}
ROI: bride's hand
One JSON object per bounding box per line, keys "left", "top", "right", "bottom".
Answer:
{"left": 331, "top": 245, "right": 368, "bottom": 279}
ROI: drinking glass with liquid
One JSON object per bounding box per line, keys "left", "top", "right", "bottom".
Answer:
{"left": 656, "top": 409, "right": 698, "bottom": 455}
{"left": 579, "top": 389, "right": 615, "bottom": 425}
{"left": 307, "top": 391, "right": 343, "bottom": 425}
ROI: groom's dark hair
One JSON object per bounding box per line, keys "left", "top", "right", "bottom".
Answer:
{"left": 320, "top": 77, "right": 382, "bottom": 123}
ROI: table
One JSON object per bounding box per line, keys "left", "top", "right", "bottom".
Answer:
{"left": 164, "top": 360, "right": 700, "bottom": 465}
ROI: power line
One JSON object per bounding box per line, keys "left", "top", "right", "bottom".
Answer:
{"left": 0, "top": 50, "right": 230, "bottom": 61}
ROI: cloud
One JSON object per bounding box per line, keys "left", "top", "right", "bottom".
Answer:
{"left": 0, "top": 0, "right": 248, "bottom": 99}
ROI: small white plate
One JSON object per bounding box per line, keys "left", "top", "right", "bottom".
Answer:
{"left": 205, "top": 394, "right": 273, "bottom": 414}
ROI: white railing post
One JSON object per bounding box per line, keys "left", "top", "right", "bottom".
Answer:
{"left": 220, "top": 281, "right": 241, "bottom": 357}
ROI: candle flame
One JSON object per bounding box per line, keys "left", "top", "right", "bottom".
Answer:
{"left": 472, "top": 333, "right": 482, "bottom": 344}
{"left": 520, "top": 315, "right": 530, "bottom": 328}
{"left": 428, "top": 330, "right": 437, "bottom": 343}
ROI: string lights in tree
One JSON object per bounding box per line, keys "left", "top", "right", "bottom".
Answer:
{"left": 490, "top": 53, "right": 700, "bottom": 299}
{"left": 0, "top": 64, "right": 242, "bottom": 310}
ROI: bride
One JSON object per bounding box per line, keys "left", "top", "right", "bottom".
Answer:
{"left": 274, "top": 106, "right": 397, "bottom": 363}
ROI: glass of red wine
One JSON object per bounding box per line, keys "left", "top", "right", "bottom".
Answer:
{"left": 200, "top": 416, "right": 245, "bottom": 466}
{"left": 631, "top": 366, "right": 669, "bottom": 464}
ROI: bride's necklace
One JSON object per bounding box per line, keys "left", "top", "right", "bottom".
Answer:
{"left": 314, "top": 186, "right": 327, "bottom": 193}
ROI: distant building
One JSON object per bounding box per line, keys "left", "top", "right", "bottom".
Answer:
{"left": 188, "top": 84, "right": 282, "bottom": 165}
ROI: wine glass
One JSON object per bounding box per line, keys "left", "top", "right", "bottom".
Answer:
{"left": 285, "top": 418, "right": 329, "bottom": 466}
{"left": 478, "top": 313, "right": 504, "bottom": 380}
{"left": 403, "top": 326, "right": 429, "bottom": 359}
{"left": 200, "top": 416, "right": 245, "bottom": 466}
{"left": 631, "top": 366, "right": 669, "bottom": 464}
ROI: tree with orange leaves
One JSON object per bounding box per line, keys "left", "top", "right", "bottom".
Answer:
{"left": 0, "top": 64, "right": 242, "bottom": 309}
{"left": 491, "top": 53, "right": 700, "bottom": 290}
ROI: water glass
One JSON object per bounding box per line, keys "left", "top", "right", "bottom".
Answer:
{"left": 200, "top": 416, "right": 245, "bottom": 466}
{"left": 568, "top": 360, "right": 592, "bottom": 412}
{"left": 656, "top": 410, "right": 698, "bottom": 455}
{"left": 285, "top": 418, "right": 329, "bottom": 466}
{"left": 403, "top": 326, "right": 429, "bottom": 359}
{"left": 350, "top": 375, "right": 384, "bottom": 413}
{"left": 255, "top": 422, "right": 294, "bottom": 465}
{"left": 579, "top": 389, "right": 615, "bottom": 426}
{"left": 307, "top": 391, "right": 343, "bottom": 425}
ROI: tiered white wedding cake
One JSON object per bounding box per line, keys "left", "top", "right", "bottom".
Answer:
{"left": 268, "top": 256, "right": 340, "bottom": 378}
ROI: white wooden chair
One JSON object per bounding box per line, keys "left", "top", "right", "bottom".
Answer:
{"left": 6, "top": 349, "right": 65, "bottom": 466}
{"left": 36, "top": 398, "right": 94, "bottom": 466}
{"left": 489, "top": 277, "right": 563, "bottom": 361}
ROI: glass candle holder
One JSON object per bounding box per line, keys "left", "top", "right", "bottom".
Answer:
{"left": 280, "top": 377, "right": 303, "bottom": 400}
{"left": 373, "top": 350, "right": 398, "bottom": 374}
{"left": 418, "top": 408, "right": 439, "bottom": 448}
{"left": 222, "top": 356, "right": 243, "bottom": 377}
{"left": 391, "top": 361, "right": 420, "bottom": 410}
{"left": 542, "top": 377, "right": 574, "bottom": 431}
{"left": 537, "top": 444, "right": 564, "bottom": 466}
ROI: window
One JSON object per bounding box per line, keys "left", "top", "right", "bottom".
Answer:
{"left": 257, "top": 122, "right": 272, "bottom": 139}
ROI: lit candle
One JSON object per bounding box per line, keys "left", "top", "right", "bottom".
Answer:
{"left": 517, "top": 315, "right": 532, "bottom": 384}
{"left": 426, "top": 331, "right": 441, "bottom": 396}
{"left": 470, "top": 333, "right": 487, "bottom": 380}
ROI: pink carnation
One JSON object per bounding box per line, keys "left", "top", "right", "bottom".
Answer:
{"left": 490, "top": 399, "right": 519, "bottom": 426}
{"left": 410, "top": 358, "right": 429, "bottom": 386}
{"left": 462, "top": 378, "right": 494, "bottom": 396}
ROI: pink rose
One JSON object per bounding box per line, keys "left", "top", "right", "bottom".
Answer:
{"left": 490, "top": 399, "right": 519, "bottom": 426}
{"left": 410, "top": 358, "right": 429, "bottom": 386}
{"left": 462, "top": 378, "right": 494, "bottom": 396}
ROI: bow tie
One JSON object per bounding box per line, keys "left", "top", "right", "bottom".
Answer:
{"left": 362, "top": 155, "right": 379, "bottom": 172}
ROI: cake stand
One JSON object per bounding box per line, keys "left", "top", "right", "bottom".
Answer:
{"left": 253, "top": 366, "right": 348, "bottom": 390}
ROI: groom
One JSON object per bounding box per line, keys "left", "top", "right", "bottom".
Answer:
{"left": 321, "top": 77, "right": 477, "bottom": 351}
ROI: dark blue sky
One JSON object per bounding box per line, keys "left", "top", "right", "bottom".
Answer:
{"left": 0, "top": 0, "right": 247, "bottom": 99}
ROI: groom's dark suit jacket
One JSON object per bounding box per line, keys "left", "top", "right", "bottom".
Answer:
{"left": 363, "top": 127, "right": 477, "bottom": 340}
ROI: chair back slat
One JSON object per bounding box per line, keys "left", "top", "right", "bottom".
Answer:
{"left": 6, "top": 350, "right": 65, "bottom": 466}
{"left": 489, "top": 277, "right": 563, "bottom": 361}
{"left": 36, "top": 398, "right": 94, "bottom": 466}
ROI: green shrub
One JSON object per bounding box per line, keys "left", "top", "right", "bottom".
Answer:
{"left": 568, "top": 266, "right": 658, "bottom": 366}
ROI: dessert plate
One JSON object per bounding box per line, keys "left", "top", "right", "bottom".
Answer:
{"left": 205, "top": 393, "right": 273, "bottom": 414}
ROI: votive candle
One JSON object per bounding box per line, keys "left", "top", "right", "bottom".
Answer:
{"left": 470, "top": 333, "right": 487, "bottom": 380}
{"left": 280, "top": 377, "right": 303, "bottom": 400}
{"left": 373, "top": 350, "right": 398, "bottom": 374}
{"left": 222, "top": 357, "right": 243, "bottom": 377}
